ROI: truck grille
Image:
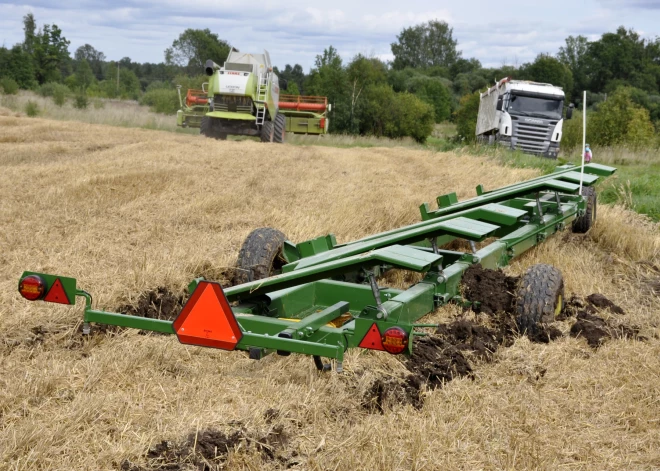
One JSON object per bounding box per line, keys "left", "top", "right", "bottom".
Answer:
{"left": 512, "top": 117, "right": 558, "bottom": 155}
{"left": 214, "top": 95, "right": 253, "bottom": 113}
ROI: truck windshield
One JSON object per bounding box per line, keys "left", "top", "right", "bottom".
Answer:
{"left": 509, "top": 94, "right": 563, "bottom": 118}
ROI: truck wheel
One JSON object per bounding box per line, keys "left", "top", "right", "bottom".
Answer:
{"left": 274, "top": 114, "right": 286, "bottom": 143}
{"left": 572, "top": 186, "right": 597, "bottom": 234}
{"left": 235, "top": 228, "right": 288, "bottom": 284}
{"left": 515, "top": 264, "right": 564, "bottom": 337}
{"left": 261, "top": 121, "right": 274, "bottom": 143}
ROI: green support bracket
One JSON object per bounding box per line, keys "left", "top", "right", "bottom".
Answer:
{"left": 278, "top": 302, "right": 349, "bottom": 340}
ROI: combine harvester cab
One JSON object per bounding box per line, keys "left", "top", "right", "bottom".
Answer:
{"left": 18, "top": 164, "right": 616, "bottom": 372}
{"left": 175, "top": 48, "right": 285, "bottom": 143}
{"left": 176, "top": 49, "right": 330, "bottom": 142}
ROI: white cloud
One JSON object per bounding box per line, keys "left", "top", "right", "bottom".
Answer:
{"left": 0, "top": 0, "right": 656, "bottom": 71}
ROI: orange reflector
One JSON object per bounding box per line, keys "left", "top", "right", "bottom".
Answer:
{"left": 19, "top": 275, "right": 46, "bottom": 301}
{"left": 43, "top": 278, "right": 71, "bottom": 304}
{"left": 381, "top": 327, "right": 408, "bottom": 355}
{"left": 173, "top": 281, "right": 242, "bottom": 350}
{"left": 358, "top": 323, "right": 384, "bottom": 351}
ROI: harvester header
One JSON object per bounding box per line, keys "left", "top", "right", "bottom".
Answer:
{"left": 18, "top": 163, "right": 616, "bottom": 372}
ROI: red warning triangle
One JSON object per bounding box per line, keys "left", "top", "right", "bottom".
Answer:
{"left": 173, "top": 281, "right": 242, "bottom": 350}
{"left": 43, "top": 278, "right": 71, "bottom": 305}
{"left": 359, "top": 323, "right": 384, "bottom": 351}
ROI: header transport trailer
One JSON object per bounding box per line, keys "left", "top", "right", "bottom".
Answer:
{"left": 18, "top": 163, "right": 615, "bottom": 372}
{"left": 477, "top": 77, "right": 575, "bottom": 159}
{"left": 176, "top": 49, "right": 329, "bottom": 141}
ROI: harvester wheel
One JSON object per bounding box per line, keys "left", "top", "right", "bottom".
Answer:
{"left": 200, "top": 117, "right": 227, "bottom": 140}
{"left": 515, "top": 264, "right": 564, "bottom": 337}
{"left": 261, "top": 121, "right": 274, "bottom": 143}
{"left": 235, "top": 227, "right": 288, "bottom": 284}
{"left": 273, "top": 114, "right": 286, "bottom": 143}
{"left": 572, "top": 186, "right": 597, "bottom": 234}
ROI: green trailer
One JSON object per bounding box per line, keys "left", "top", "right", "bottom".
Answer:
{"left": 18, "top": 163, "right": 615, "bottom": 372}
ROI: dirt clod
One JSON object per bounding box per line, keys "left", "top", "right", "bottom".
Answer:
{"left": 118, "top": 287, "right": 188, "bottom": 321}
{"left": 585, "top": 293, "right": 625, "bottom": 314}
{"left": 570, "top": 311, "right": 640, "bottom": 348}
{"left": 462, "top": 265, "right": 519, "bottom": 315}
{"left": 121, "top": 425, "right": 289, "bottom": 471}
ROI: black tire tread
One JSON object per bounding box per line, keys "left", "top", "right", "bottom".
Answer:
{"left": 572, "top": 186, "right": 596, "bottom": 233}
{"left": 200, "top": 117, "right": 227, "bottom": 140}
{"left": 235, "top": 228, "right": 287, "bottom": 284}
{"left": 261, "top": 121, "right": 274, "bottom": 143}
{"left": 515, "top": 264, "right": 564, "bottom": 336}
{"left": 273, "top": 114, "right": 286, "bottom": 143}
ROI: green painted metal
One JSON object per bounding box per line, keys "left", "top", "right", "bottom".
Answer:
{"left": 18, "top": 163, "right": 617, "bottom": 369}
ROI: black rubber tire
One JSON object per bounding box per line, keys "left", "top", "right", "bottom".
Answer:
{"left": 515, "top": 264, "right": 564, "bottom": 337}
{"left": 572, "top": 186, "right": 597, "bottom": 234}
{"left": 200, "top": 116, "right": 212, "bottom": 138}
{"left": 235, "top": 228, "right": 288, "bottom": 284}
{"left": 273, "top": 114, "right": 286, "bottom": 143}
{"left": 260, "top": 121, "right": 274, "bottom": 143}
{"left": 200, "top": 117, "right": 227, "bottom": 140}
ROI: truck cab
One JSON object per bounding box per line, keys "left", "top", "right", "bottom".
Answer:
{"left": 477, "top": 78, "right": 571, "bottom": 158}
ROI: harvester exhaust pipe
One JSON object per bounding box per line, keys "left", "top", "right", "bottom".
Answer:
{"left": 205, "top": 60, "right": 221, "bottom": 76}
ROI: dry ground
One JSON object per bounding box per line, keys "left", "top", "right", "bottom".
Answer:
{"left": 1, "top": 109, "right": 659, "bottom": 470}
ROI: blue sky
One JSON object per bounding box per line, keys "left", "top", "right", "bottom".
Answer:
{"left": 0, "top": 0, "right": 658, "bottom": 71}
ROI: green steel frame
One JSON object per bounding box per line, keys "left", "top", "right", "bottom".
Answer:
{"left": 19, "top": 163, "right": 616, "bottom": 371}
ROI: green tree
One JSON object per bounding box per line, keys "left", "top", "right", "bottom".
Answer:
{"left": 391, "top": 20, "right": 461, "bottom": 70}
{"left": 32, "top": 23, "right": 71, "bottom": 84}
{"left": 454, "top": 92, "right": 481, "bottom": 142}
{"left": 590, "top": 88, "right": 655, "bottom": 148}
{"left": 22, "top": 13, "right": 37, "bottom": 55}
{"left": 359, "top": 84, "right": 434, "bottom": 142}
{"left": 165, "top": 29, "right": 230, "bottom": 75}
{"left": 74, "top": 44, "right": 106, "bottom": 80}
{"left": 518, "top": 54, "right": 574, "bottom": 100}
{"left": 305, "top": 46, "right": 349, "bottom": 132}
{"left": 284, "top": 82, "right": 300, "bottom": 95}
{"left": 346, "top": 55, "right": 388, "bottom": 132}
{"left": 558, "top": 35, "right": 590, "bottom": 93}
{"left": 586, "top": 27, "right": 650, "bottom": 93}
{"left": 0, "top": 45, "right": 36, "bottom": 89}
{"left": 74, "top": 59, "right": 95, "bottom": 90}
{"left": 405, "top": 75, "right": 451, "bottom": 122}
{"left": 275, "top": 64, "right": 305, "bottom": 94}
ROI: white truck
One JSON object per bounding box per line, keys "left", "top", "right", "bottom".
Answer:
{"left": 476, "top": 77, "right": 574, "bottom": 158}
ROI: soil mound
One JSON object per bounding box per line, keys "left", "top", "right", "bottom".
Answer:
{"left": 121, "top": 425, "right": 291, "bottom": 471}
{"left": 461, "top": 265, "right": 519, "bottom": 315}
{"left": 118, "top": 287, "right": 188, "bottom": 321}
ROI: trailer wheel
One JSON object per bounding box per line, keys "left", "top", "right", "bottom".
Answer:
{"left": 261, "top": 121, "right": 274, "bottom": 143}
{"left": 515, "top": 264, "right": 564, "bottom": 337}
{"left": 273, "top": 114, "right": 286, "bottom": 143}
{"left": 235, "top": 227, "right": 288, "bottom": 284}
{"left": 572, "top": 186, "right": 597, "bottom": 234}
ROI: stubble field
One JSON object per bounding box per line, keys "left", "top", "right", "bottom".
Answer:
{"left": 1, "top": 108, "right": 659, "bottom": 470}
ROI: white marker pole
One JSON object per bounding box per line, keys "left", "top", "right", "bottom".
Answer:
{"left": 579, "top": 90, "right": 586, "bottom": 194}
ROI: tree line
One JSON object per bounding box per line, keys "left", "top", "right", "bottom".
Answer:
{"left": 1, "top": 15, "right": 659, "bottom": 143}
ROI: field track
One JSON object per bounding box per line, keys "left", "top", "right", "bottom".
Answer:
{"left": 1, "top": 109, "right": 659, "bottom": 470}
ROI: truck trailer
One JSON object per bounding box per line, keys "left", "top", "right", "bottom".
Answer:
{"left": 476, "top": 77, "right": 574, "bottom": 158}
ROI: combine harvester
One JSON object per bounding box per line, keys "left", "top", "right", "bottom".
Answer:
{"left": 18, "top": 163, "right": 615, "bottom": 372}
{"left": 176, "top": 48, "right": 329, "bottom": 142}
